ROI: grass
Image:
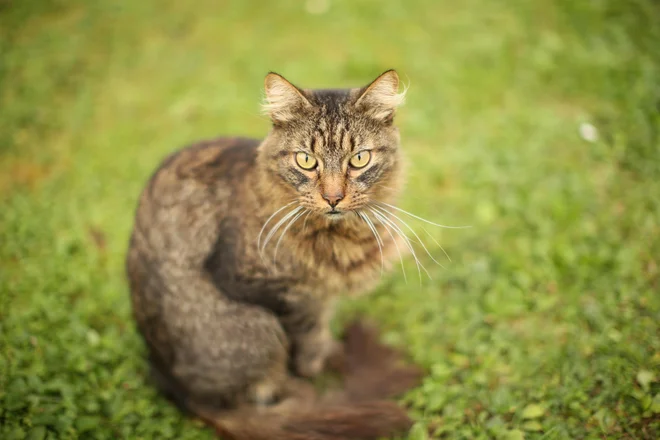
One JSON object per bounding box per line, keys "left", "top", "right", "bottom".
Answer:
{"left": 1, "top": 0, "right": 659, "bottom": 438}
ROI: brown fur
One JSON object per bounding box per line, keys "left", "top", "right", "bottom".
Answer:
{"left": 126, "top": 70, "right": 418, "bottom": 439}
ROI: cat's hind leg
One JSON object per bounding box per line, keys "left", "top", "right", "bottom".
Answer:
{"left": 150, "top": 303, "right": 291, "bottom": 412}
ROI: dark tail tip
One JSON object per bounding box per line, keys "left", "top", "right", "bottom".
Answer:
{"left": 342, "top": 321, "right": 424, "bottom": 401}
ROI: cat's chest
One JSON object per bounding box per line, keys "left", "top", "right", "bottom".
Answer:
{"left": 288, "top": 230, "right": 393, "bottom": 296}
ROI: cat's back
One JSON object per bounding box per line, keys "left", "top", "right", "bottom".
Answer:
{"left": 149, "top": 136, "right": 259, "bottom": 192}
{"left": 129, "top": 136, "right": 260, "bottom": 257}
{"left": 136, "top": 136, "right": 259, "bottom": 212}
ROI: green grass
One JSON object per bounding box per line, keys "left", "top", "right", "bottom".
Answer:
{"left": 1, "top": 0, "right": 660, "bottom": 438}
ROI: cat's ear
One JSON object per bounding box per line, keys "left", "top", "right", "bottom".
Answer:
{"left": 262, "top": 72, "right": 311, "bottom": 124}
{"left": 354, "top": 70, "right": 405, "bottom": 123}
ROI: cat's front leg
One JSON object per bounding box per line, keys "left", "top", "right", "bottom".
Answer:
{"left": 283, "top": 298, "right": 342, "bottom": 378}
{"left": 293, "top": 324, "right": 344, "bottom": 378}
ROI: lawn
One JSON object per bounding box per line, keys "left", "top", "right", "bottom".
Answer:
{"left": 1, "top": 0, "right": 659, "bottom": 438}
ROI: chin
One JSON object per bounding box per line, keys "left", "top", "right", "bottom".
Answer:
{"left": 324, "top": 211, "right": 347, "bottom": 221}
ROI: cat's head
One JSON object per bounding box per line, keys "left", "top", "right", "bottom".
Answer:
{"left": 259, "top": 70, "right": 405, "bottom": 219}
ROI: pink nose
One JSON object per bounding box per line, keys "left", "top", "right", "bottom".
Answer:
{"left": 322, "top": 193, "right": 344, "bottom": 208}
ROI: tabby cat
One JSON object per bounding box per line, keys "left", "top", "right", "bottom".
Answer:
{"left": 126, "top": 70, "right": 421, "bottom": 440}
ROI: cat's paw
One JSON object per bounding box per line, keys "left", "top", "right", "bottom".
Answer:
{"left": 322, "top": 339, "right": 347, "bottom": 374}
{"left": 295, "top": 355, "right": 325, "bottom": 378}
{"left": 294, "top": 338, "right": 342, "bottom": 378}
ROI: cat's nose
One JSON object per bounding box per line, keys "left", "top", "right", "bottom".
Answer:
{"left": 322, "top": 193, "right": 344, "bottom": 208}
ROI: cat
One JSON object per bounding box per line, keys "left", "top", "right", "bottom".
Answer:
{"left": 126, "top": 70, "right": 422, "bottom": 440}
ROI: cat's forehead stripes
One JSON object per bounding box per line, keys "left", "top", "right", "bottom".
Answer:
{"left": 311, "top": 120, "right": 354, "bottom": 164}
{"left": 305, "top": 90, "right": 360, "bottom": 158}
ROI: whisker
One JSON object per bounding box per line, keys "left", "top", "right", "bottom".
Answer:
{"left": 376, "top": 201, "right": 471, "bottom": 229}
{"left": 360, "top": 211, "right": 385, "bottom": 275}
{"left": 273, "top": 209, "right": 306, "bottom": 263}
{"left": 420, "top": 225, "right": 452, "bottom": 262}
{"left": 376, "top": 210, "right": 430, "bottom": 282}
{"left": 301, "top": 210, "right": 313, "bottom": 234}
{"left": 369, "top": 208, "right": 407, "bottom": 283}
{"left": 357, "top": 212, "right": 382, "bottom": 275}
{"left": 374, "top": 205, "right": 445, "bottom": 269}
{"left": 257, "top": 201, "right": 297, "bottom": 250}
{"left": 261, "top": 206, "right": 303, "bottom": 255}
{"left": 370, "top": 207, "right": 429, "bottom": 282}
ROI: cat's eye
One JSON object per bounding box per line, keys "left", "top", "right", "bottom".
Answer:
{"left": 295, "top": 152, "right": 318, "bottom": 170}
{"left": 349, "top": 151, "right": 371, "bottom": 169}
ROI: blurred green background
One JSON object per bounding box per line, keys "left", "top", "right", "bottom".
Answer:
{"left": 1, "top": 0, "right": 659, "bottom": 438}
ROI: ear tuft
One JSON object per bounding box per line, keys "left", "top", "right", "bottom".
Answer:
{"left": 262, "top": 73, "right": 310, "bottom": 124}
{"left": 354, "top": 70, "right": 406, "bottom": 121}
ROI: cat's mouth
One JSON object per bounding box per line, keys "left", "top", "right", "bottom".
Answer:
{"left": 325, "top": 210, "right": 345, "bottom": 218}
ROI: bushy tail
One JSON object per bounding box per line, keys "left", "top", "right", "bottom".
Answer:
{"left": 214, "top": 400, "right": 413, "bottom": 440}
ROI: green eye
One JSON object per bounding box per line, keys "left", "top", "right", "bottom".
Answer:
{"left": 349, "top": 151, "right": 371, "bottom": 168}
{"left": 295, "top": 152, "right": 317, "bottom": 170}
